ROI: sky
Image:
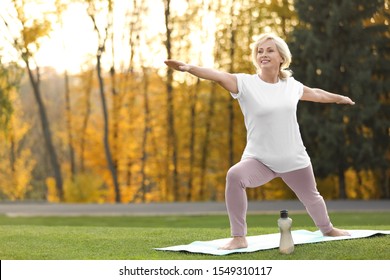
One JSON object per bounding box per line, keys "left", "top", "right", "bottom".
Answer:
{"left": 0, "top": 0, "right": 191, "bottom": 74}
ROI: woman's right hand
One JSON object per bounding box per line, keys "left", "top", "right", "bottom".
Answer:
{"left": 164, "top": 59, "right": 190, "bottom": 72}
{"left": 164, "top": 59, "right": 238, "bottom": 93}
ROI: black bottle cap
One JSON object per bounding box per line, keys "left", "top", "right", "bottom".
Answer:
{"left": 280, "top": 209, "right": 288, "bottom": 218}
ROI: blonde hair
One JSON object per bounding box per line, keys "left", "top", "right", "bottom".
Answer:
{"left": 251, "top": 33, "right": 292, "bottom": 80}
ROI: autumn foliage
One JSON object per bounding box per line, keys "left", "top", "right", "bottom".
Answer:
{"left": 0, "top": 0, "right": 389, "bottom": 202}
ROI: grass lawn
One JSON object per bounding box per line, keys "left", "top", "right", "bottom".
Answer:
{"left": 0, "top": 212, "right": 389, "bottom": 260}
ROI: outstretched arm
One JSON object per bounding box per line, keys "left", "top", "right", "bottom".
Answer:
{"left": 301, "top": 86, "right": 355, "bottom": 105}
{"left": 164, "top": 59, "right": 238, "bottom": 93}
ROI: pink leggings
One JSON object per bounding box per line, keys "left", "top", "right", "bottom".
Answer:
{"left": 225, "top": 158, "right": 333, "bottom": 236}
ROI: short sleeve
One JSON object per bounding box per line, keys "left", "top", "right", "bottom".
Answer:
{"left": 288, "top": 77, "right": 304, "bottom": 99}
{"left": 230, "top": 73, "right": 245, "bottom": 99}
{"left": 297, "top": 81, "right": 304, "bottom": 98}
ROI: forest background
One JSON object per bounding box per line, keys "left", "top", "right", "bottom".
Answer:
{"left": 0, "top": 0, "right": 389, "bottom": 203}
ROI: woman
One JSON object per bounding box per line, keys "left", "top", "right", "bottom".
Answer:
{"left": 165, "top": 33, "right": 353, "bottom": 250}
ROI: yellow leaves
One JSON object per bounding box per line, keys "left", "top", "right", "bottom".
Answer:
{"left": 21, "top": 18, "right": 52, "bottom": 52}
{"left": 316, "top": 176, "right": 339, "bottom": 199}
{"left": 345, "top": 168, "right": 379, "bottom": 199}
{"left": 0, "top": 149, "right": 35, "bottom": 201}
{"left": 0, "top": 94, "right": 35, "bottom": 201}
{"left": 13, "top": 150, "right": 35, "bottom": 196}
{"left": 63, "top": 173, "right": 107, "bottom": 203}
{"left": 315, "top": 169, "right": 379, "bottom": 200}
{"left": 46, "top": 177, "right": 59, "bottom": 202}
{"left": 8, "top": 0, "right": 53, "bottom": 57}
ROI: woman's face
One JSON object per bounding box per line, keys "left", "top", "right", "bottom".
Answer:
{"left": 256, "top": 39, "right": 284, "bottom": 72}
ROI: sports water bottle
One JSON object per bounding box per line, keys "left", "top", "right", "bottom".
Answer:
{"left": 278, "top": 209, "right": 294, "bottom": 254}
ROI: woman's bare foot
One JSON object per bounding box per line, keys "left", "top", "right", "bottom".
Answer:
{"left": 219, "top": 236, "right": 248, "bottom": 250}
{"left": 324, "top": 228, "right": 350, "bottom": 237}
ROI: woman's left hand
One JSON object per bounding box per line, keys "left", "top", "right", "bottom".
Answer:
{"left": 337, "top": 96, "right": 355, "bottom": 105}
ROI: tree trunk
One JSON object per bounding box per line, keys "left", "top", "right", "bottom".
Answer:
{"left": 380, "top": 168, "right": 390, "bottom": 199}
{"left": 64, "top": 70, "right": 76, "bottom": 179}
{"left": 164, "top": 0, "right": 180, "bottom": 201}
{"left": 79, "top": 70, "right": 93, "bottom": 172}
{"left": 25, "top": 63, "right": 64, "bottom": 201}
{"left": 109, "top": 17, "right": 120, "bottom": 198}
{"left": 338, "top": 161, "right": 347, "bottom": 199}
{"left": 9, "top": 129, "right": 16, "bottom": 173}
{"left": 110, "top": 65, "right": 120, "bottom": 201}
{"left": 96, "top": 51, "right": 121, "bottom": 203}
{"left": 199, "top": 83, "right": 217, "bottom": 200}
{"left": 140, "top": 67, "right": 150, "bottom": 202}
{"left": 124, "top": 0, "right": 138, "bottom": 201}
{"left": 188, "top": 79, "right": 200, "bottom": 201}
{"left": 227, "top": 5, "right": 237, "bottom": 167}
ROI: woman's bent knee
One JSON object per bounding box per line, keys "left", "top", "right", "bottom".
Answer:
{"left": 226, "top": 166, "right": 244, "bottom": 187}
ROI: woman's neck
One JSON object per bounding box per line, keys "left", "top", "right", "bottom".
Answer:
{"left": 259, "top": 71, "right": 279, "bottom": 84}
{"left": 259, "top": 72, "right": 279, "bottom": 84}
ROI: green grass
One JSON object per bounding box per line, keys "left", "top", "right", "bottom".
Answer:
{"left": 0, "top": 212, "right": 389, "bottom": 260}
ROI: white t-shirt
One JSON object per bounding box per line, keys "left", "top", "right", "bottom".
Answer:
{"left": 231, "top": 73, "right": 311, "bottom": 173}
